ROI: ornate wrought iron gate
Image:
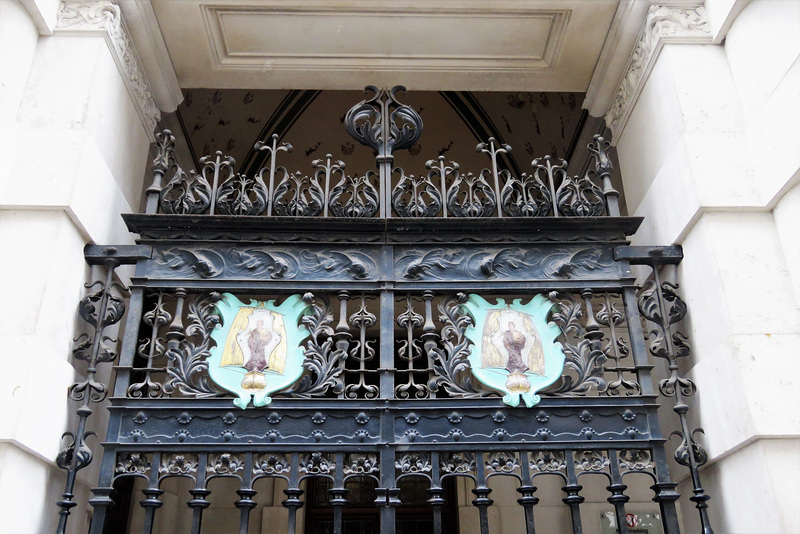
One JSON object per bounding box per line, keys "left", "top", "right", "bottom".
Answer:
{"left": 56, "top": 87, "right": 713, "bottom": 534}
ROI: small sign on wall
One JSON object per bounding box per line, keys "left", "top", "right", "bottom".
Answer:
{"left": 600, "top": 512, "right": 664, "bottom": 534}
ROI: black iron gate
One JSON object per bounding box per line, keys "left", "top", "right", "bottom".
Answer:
{"left": 55, "top": 87, "right": 713, "bottom": 534}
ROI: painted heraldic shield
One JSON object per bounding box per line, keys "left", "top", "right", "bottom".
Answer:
{"left": 462, "top": 294, "right": 565, "bottom": 407}
{"left": 209, "top": 293, "right": 309, "bottom": 409}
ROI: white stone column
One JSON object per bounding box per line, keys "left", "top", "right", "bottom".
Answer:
{"left": 0, "top": 1, "right": 171, "bottom": 531}
{"left": 606, "top": 2, "right": 800, "bottom": 533}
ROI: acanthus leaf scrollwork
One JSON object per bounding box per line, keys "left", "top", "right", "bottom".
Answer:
{"left": 283, "top": 293, "right": 347, "bottom": 398}
{"left": 548, "top": 292, "right": 608, "bottom": 395}
{"left": 426, "top": 294, "right": 491, "bottom": 398}
{"left": 163, "top": 294, "right": 224, "bottom": 398}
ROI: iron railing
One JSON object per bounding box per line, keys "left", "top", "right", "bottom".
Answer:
{"left": 54, "top": 87, "right": 713, "bottom": 534}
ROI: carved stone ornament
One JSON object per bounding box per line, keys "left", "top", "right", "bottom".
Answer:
{"left": 209, "top": 293, "right": 310, "bottom": 408}
{"left": 605, "top": 5, "right": 711, "bottom": 138}
{"left": 56, "top": 1, "right": 160, "bottom": 137}
{"left": 461, "top": 294, "right": 565, "bottom": 407}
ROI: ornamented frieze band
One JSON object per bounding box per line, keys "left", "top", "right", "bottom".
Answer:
{"left": 56, "top": 0, "right": 160, "bottom": 138}
{"left": 605, "top": 5, "right": 711, "bottom": 139}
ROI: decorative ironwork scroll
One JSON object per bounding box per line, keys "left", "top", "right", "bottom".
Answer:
{"left": 426, "top": 294, "right": 490, "bottom": 398}
{"left": 638, "top": 262, "right": 714, "bottom": 533}
{"left": 56, "top": 245, "right": 150, "bottom": 534}
{"left": 283, "top": 293, "right": 348, "bottom": 398}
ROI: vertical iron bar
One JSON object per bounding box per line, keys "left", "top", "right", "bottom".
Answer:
{"left": 650, "top": 445, "right": 682, "bottom": 534}
{"left": 517, "top": 451, "right": 538, "bottom": 534}
{"left": 283, "top": 453, "right": 303, "bottom": 534}
{"left": 436, "top": 157, "right": 448, "bottom": 218}
{"left": 622, "top": 287, "right": 655, "bottom": 396}
{"left": 57, "top": 260, "right": 122, "bottom": 534}
{"left": 208, "top": 154, "right": 221, "bottom": 215}
{"left": 146, "top": 130, "right": 175, "bottom": 214}
{"left": 141, "top": 451, "right": 163, "bottom": 534}
{"left": 652, "top": 266, "right": 714, "bottom": 534}
{"left": 323, "top": 154, "right": 332, "bottom": 217}
{"left": 472, "top": 452, "right": 493, "bottom": 534}
{"left": 236, "top": 452, "right": 256, "bottom": 534}
{"left": 607, "top": 450, "right": 630, "bottom": 534}
{"left": 331, "top": 453, "right": 347, "bottom": 534}
{"left": 112, "top": 286, "right": 145, "bottom": 398}
{"left": 562, "top": 450, "right": 584, "bottom": 534}
{"left": 188, "top": 453, "right": 210, "bottom": 534}
{"left": 87, "top": 446, "right": 119, "bottom": 534}
{"left": 428, "top": 452, "right": 444, "bottom": 533}
{"left": 379, "top": 246, "right": 395, "bottom": 399}
{"left": 335, "top": 290, "right": 352, "bottom": 399}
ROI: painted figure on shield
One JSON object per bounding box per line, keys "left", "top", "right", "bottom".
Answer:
{"left": 503, "top": 322, "right": 529, "bottom": 374}
{"left": 245, "top": 320, "right": 272, "bottom": 373}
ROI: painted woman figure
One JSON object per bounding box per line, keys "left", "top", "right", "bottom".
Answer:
{"left": 245, "top": 320, "right": 272, "bottom": 372}
{"left": 503, "top": 322, "right": 529, "bottom": 374}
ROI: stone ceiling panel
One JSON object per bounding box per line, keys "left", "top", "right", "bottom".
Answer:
{"left": 151, "top": 0, "right": 619, "bottom": 91}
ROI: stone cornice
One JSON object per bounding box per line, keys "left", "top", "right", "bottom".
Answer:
{"left": 605, "top": 5, "right": 712, "bottom": 142}
{"left": 56, "top": 0, "right": 160, "bottom": 140}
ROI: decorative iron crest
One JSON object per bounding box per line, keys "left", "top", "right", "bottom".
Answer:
{"left": 209, "top": 293, "right": 310, "bottom": 408}
{"left": 344, "top": 85, "right": 422, "bottom": 157}
{"left": 461, "top": 294, "right": 565, "bottom": 407}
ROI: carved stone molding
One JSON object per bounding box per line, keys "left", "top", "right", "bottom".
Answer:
{"left": 605, "top": 5, "right": 711, "bottom": 140}
{"left": 56, "top": 0, "right": 160, "bottom": 139}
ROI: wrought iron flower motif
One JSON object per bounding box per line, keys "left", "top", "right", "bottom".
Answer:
{"left": 581, "top": 427, "right": 595, "bottom": 440}
{"left": 255, "top": 453, "right": 289, "bottom": 475}
{"left": 223, "top": 412, "right": 237, "bottom": 425}
{"left": 221, "top": 430, "right": 235, "bottom": 443}
{"left": 133, "top": 411, "right": 148, "bottom": 424}
{"left": 395, "top": 453, "right": 431, "bottom": 474}
{"left": 267, "top": 412, "right": 282, "bottom": 424}
{"left": 487, "top": 452, "right": 518, "bottom": 473}
{"left": 302, "top": 452, "right": 331, "bottom": 474}
{"left": 115, "top": 452, "right": 150, "bottom": 475}
{"left": 177, "top": 412, "right": 193, "bottom": 425}
{"left": 450, "top": 429, "right": 464, "bottom": 441}
{"left": 493, "top": 429, "right": 508, "bottom": 441}
{"left": 624, "top": 427, "right": 638, "bottom": 439}
{"left": 161, "top": 454, "right": 198, "bottom": 475}
{"left": 176, "top": 429, "right": 189, "bottom": 443}
{"left": 536, "top": 410, "right": 549, "bottom": 423}
{"left": 311, "top": 430, "right": 325, "bottom": 442}
{"left": 130, "top": 429, "right": 145, "bottom": 442}
{"left": 447, "top": 411, "right": 463, "bottom": 424}
{"left": 346, "top": 453, "right": 378, "bottom": 474}
{"left": 405, "top": 429, "right": 419, "bottom": 442}
{"left": 267, "top": 430, "right": 279, "bottom": 443}
{"left": 311, "top": 412, "right": 327, "bottom": 424}
{"left": 354, "top": 412, "right": 370, "bottom": 425}
{"left": 404, "top": 412, "right": 420, "bottom": 424}
{"left": 622, "top": 409, "right": 637, "bottom": 422}
{"left": 579, "top": 410, "right": 593, "bottom": 422}
{"left": 355, "top": 429, "right": 370, "bottom": 443}
{"left": 535, "top": 428, "right": 552, "bottom": 440}
{"left": 492, "top": 411, "right": 506, "bottom": 423}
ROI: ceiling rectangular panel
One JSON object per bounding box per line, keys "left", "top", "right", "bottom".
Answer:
{"left": 151, "top": 0, "right": 619, "bottom": 91}
{"left": 204, "top": 6, "right": 567, "bottom": 72}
